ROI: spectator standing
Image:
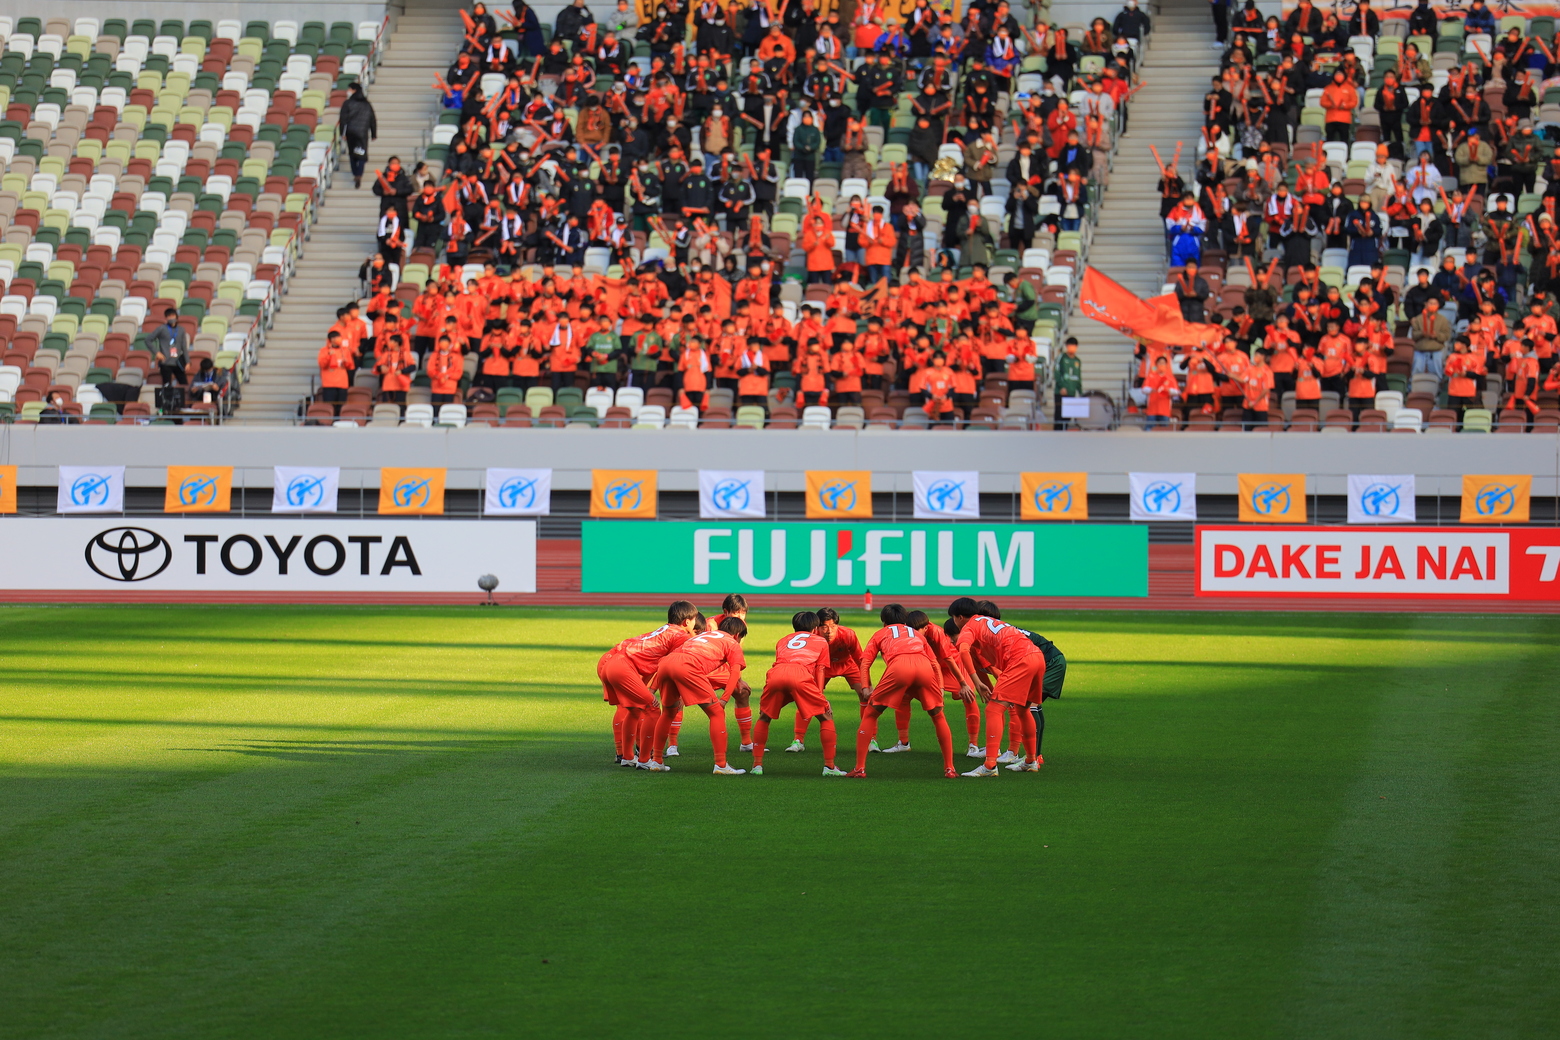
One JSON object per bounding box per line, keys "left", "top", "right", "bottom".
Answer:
{"left": 148, "top": 309, "right": 189, "bottom": 388}
{"left": 1410, "top": 298, "right": 1452, "bottom": 377}
{"left": 1052, "top": 338, "right": 1082, "bottom": 429}
{"left": 339, "top": 84, "right": 378, "bottom": 189}
{"left": 317, "top": 330, "right": 355, "bottom": 408}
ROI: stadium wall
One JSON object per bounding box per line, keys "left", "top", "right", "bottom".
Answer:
{"left": 1, "top": 425, "right": 1557, "bottom": 494}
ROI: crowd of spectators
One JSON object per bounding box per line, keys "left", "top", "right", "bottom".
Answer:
{"left": 1141, "top": 0, "right": 1560, "bottom": 434}
{"left": 312, "top": 0, "right": 1149, "bottom": 428}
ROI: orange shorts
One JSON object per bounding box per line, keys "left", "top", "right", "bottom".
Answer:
{"left": 760, "top": 664, "right": 831, "bottom": 719}
{"left": 993, "top": 653, "right": 1045, "bottom": 707}
{"left": 869, "top": 654, "right": 944, "bottom": 711}
{"left": 824, "top": 662, "right": 868, "bottom": 689}
{"left": 654, "top": 655, "right": 720, "bottom": 707}
{"left": 597, "top": 650, "right": 653, "bottom": 708}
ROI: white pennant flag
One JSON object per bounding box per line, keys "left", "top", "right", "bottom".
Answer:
{"left": 700, "top": 470, "right": 766, "bottom": 519}
{"left": 486, "top": 468, "right": 552, "bottom": 515}
{"left": 1348, "top": 474, "right": 1416, "bottom": 524}
{"left": 913, "top": 471, "right": 980, "bottom": 519}
{"left": 272, "top": 467, "right": 340, "bottom": 514}
{"left": 1129, "top": 472, "right": 1197, "bottom": 522}
{"left": 57, "top": 466, "right": 125, "bottom": 513}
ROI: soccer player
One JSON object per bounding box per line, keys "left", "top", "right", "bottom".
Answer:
{"left": 790, "top": 607, "right": 874, "bottom": 752}
{"left": 751, "top": 611, "right": 845, "bottom": 777}
{"left": 709, "top": 593, "right": 756, "bottom": 752}
{"left": 848, "top": 604, "right": 960, "bottom": 778}
{"left": 665, "top": 594, "right": 749, "bottom": 756}
{"left": 646, "top": 616, "right": 750, "bottom": 774}
{"left": 948, "top": 597, "right": 1044, "bottom": 776}
{"left": 988, "top": 602, "right": 1068, "bottom": 765}
{"left": 597, "top": 601, "right": 699, "bottom": 767}
{"left": 972, "top": 600, "right": 1034, "bottom": 765}
{"left": 880, "top": 610, "right": 976, "bottom": 755}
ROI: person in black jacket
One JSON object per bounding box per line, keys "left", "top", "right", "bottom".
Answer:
{"left": 1407, "top": 0, "right": 1438, "bottom": 42}
{"left": 555, "top": 0, "right": 595, "bottom": 44}
{"left": 372, "top": 155, "right": 414, "bottom": 223}
{"left": 338, "top": 83, "right": 377, "bottom": 189}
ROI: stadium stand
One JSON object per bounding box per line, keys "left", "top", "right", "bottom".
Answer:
{"left": 1137, "top": 0, "right": 1560, "bottom": 432}
{"left": 288, "top": 0, "right": 1142, "bottom": 428}
{"left": 0, "top": 14, "right": 384, "bottom": 423}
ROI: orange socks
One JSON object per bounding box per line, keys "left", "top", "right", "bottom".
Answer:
{"left": 1020, "top": 708, "right": 1038, "bottom": 762}
{"left": 669, "top": 708, "right": 683, "bottom": 747}
{"left": 708, "top": 707, "right": 728, "bottom": 767}
{"left": 984, "top": 700, "right": 1008, "bottom": 769}
{"left": 612, "top": 705, "right": 631, "bottom": 758}
{"left": 734, "top": 706, "right": 753, "bottom": 746}
{"left": 894, "top": 704, "right": 912, "bottom": 745}
{"left": 932, "top": 712, "right": 954, "bottom": 771}
{"left": 855, "top": 712, "right": 880, "bottom": 772}
{"left": 1007, "top": 704, "right": 1024, "bottom": 753}
{"left": 820, "top": 718, "right": 838, "bottom": 769}
{"left": 963, "top": 697, "right": 982, "bottom": 744}
{"left": 651, "top": 709, "right": 675, "bottom": 764}
{"left": 635, "top": 706, "right": 660, "bottom": 763}
{"left": 794, "top": 712, "right": 809, "bottom": 741}
{"left": 752, "top": 717, "right": 771, "bottom": 767}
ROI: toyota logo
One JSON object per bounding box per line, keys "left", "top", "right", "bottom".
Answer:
{"left": 85, "top": 527, "right": 172, "bottom": 582}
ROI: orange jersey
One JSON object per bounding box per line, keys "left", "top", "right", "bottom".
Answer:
{"left": 860, "top": 624, "right": 940, "bottom": 670}
{"left": 661, "top": 628, "right": 746, "bottom": 688}
{"left": 920, "top": 622, "right": 964, "bottom": 691}
{"left": 767, "top": 631, "right": 830, "bottom": 697}
{"left": 956, "top": 614, "right": 1042, "bottom": 671}
{"left": 824, "top": 626, "right": 865, "bottom": 679}
{"left": 614, "top": 624, "right": 694, "bottom": 677}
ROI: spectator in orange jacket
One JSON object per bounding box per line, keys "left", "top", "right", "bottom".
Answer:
{"left": 375, "top": 334, "right": 417, "bottom": 404}
{"left": 1320, "top": 69, "right": 1359, "bottom": 142}
{"left": 1142, "top": 355, "right": 1178, "bottom": 427}
{"left": 830, "top": 339, "right": 867, "bottom": 405}
{"left": 861, "top": 205, "right": 898, "bottom": 285}
{"left": 317, "top": 330, "right": 355, "bottom": 409}
{"left": 800, "top": 201, "right": 837, "bottom": 285}
{"left": 427, "top": 336, "right": 463, "bottom": 404}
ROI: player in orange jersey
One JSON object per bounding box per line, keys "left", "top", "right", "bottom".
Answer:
{"left": 877, "top": 609, "right": 974, "bottom": 755}
{"left": 646, "top": 616, "right": 750, "bottom": 774}
{"left": 664, "top": 593, "right": 751, "bottom": 755}
{"left": 949, "top": 596, "right": 1045, "bottom": 776}
{"left": 751, "top": 612, "right": 845, "bottom": 777}
{"left": 598, "top": 601, "right": 701, "bottom": 768}
{"left": 848, "top": 604, "right": 963, "bottom": 777}
{"left": 788, "top": 607, "right": 875, "bottom": 753}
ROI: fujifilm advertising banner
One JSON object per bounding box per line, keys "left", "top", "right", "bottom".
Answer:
{"left": 580, "top": 521, "right": 1147, "bottom": 597}
{"left": 0, "top": 519, "right": 536, "bottom": 594}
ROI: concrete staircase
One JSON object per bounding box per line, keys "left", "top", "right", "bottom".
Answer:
{"left": 232, "top": 1, "right": 468, "bottom": 423}
{"left": 1071, "top": 0, "right": 1222, "bottom": 394}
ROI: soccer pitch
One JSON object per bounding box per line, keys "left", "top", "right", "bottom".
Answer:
{"left": 1, "top": 606, "right": 1556, "bottom": 1039}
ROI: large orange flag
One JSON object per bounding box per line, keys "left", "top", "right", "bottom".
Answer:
{"left": 1079, "top": 266, "right": 1225, "bottom": 350}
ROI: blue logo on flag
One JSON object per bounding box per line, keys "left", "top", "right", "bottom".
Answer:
{"left": 819, "top": 480, "right": 857, "bottom": 511}
{"left": 1249, "top": 482, "right": 1291, "bottom": 516}
{"left": 286, "top": 474, "right": 326, "bottom": 508}
{"left": 603, "top": 479, "right": 642, "bottom": 511}
{"left": 926, "top": 479, "right": 965, "bottom": 513}
{"left": 1033, "top": 481, "right": 1072, "bottom": 513}
{"left": 1475, "top": 483, "right": 1518, "bottom": 517}
{"left": 711, "top": 478, "right": 750, "bottom": 512}
{"left": 1360, "top": 483, "right": 1401, "bottom": 517}
{"left": 1141, "top": 480, "right": 1182, "bottom": 514}
{"left": 393, "top": 478, "right": 431, "bottom": 509}
{"left": 177, "top": 474, "right": 219, "bottom": 507}
{"left": 498, "top": 475, "right": 539, "bottom": 510}
{"left": 70, "top": 473, "right": 112, "bottom": 507}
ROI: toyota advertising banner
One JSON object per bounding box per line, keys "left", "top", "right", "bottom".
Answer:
{"left": 1196, "top": 526, "right": 1560, "bottom": 601}
{"left": 581, "top": 521, "right": 1148, "bottom": 597}
{"left": 0, "top": 519, "right": 537, "bottom": 594}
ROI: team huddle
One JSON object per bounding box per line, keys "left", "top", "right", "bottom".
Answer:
{"left": 597, "top": 594, "right": 1066, "bottom": 777}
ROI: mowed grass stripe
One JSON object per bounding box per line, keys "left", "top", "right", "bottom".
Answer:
{"left": 0, "top": 607, "right": 1555, "bottom": 1039}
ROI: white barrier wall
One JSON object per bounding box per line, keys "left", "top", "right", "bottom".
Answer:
{"left": 0, "top": 517, "right": 536, "bottom": 592}
{"left": 1, "top": 425, "right": 1557, "bottom": 495}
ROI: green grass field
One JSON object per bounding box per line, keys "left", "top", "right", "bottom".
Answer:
{"left": 2, "top": 605, "right": 1557, "bottom": 1039}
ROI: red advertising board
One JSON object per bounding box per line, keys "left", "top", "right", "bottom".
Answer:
{"left": 1195, "top": 526, "right": 1560, "bottom": 601}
